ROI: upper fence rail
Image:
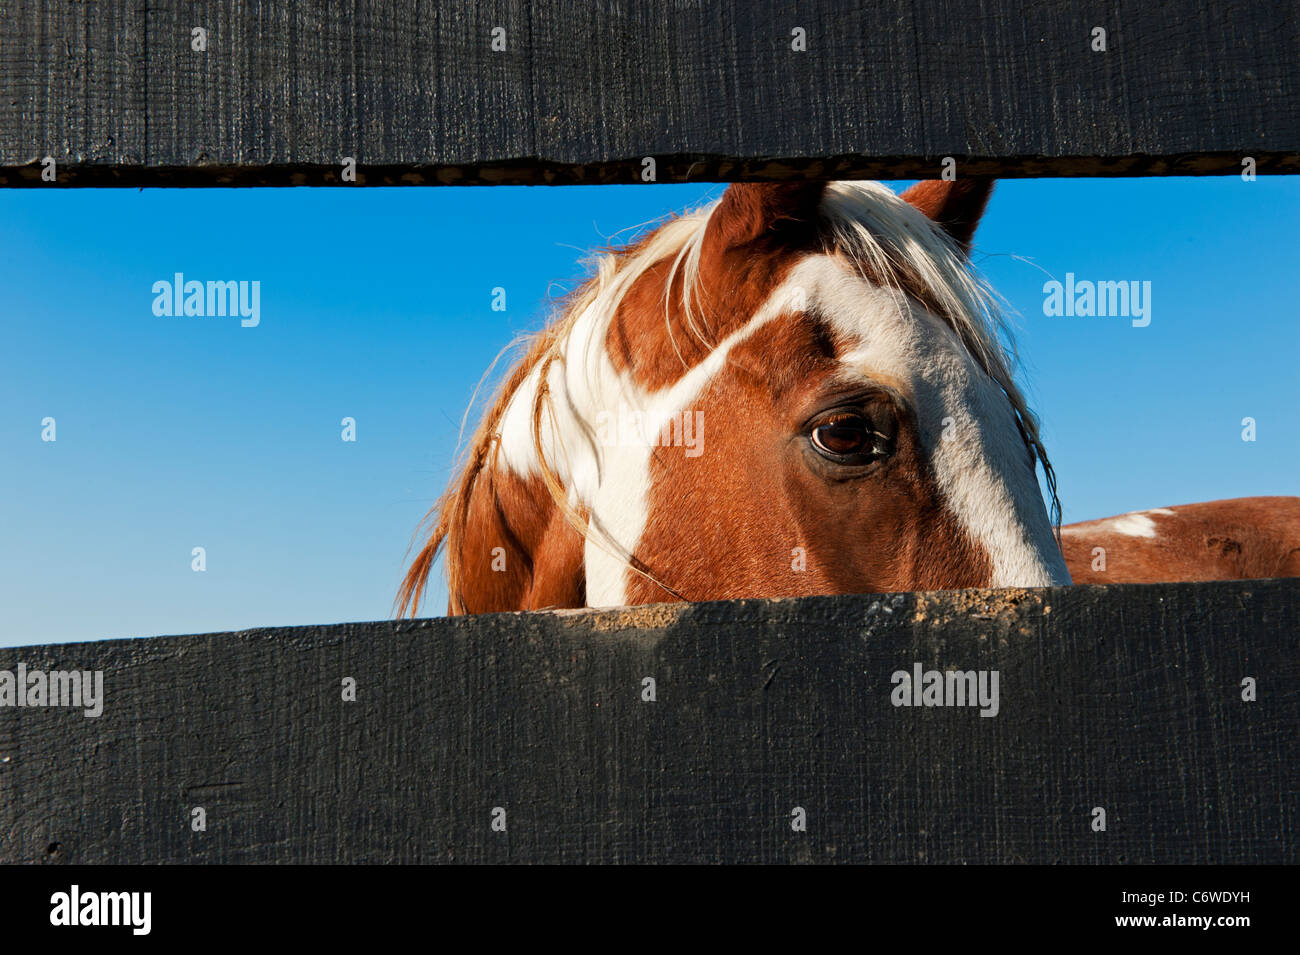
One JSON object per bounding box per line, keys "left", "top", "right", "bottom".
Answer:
{"left": 1, "top": 0, "right": 1297, "bottom": 187}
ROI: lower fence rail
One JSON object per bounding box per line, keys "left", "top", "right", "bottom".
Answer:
{"left": 1, "top": 579, "right": 1296, "bottom": 864}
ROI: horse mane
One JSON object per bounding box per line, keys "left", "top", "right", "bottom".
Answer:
{"left": 396, "top": 181, "right": 1059, "bottom": 617}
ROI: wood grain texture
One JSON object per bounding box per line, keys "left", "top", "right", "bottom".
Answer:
{"left": 1, "top": 0, "right": 1296, "bottom": 185}
{"left": 0, "top": 0, "right": 146, "bottom": 171}
{"left": 1, "top": 580, "right": 1296, "bottom": 864}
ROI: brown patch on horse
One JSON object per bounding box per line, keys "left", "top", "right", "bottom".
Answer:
{"left": 458, "top": 467, "right": 586, "bottom": 612}
{"left": 1061, "top": 496, "right": 1300, "bottom": 583}
{"left": 397, "top": 436, "right": 588, "bottom": 615}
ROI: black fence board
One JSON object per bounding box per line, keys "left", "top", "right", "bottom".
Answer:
{"left": 0, "top": 0, "right": 146, "bottom": 173}
{"left": 1, "top": 580, "right": 1295, "bottom": 864}
{"left": 1, "top": 0, "right": 1296, "bottom": 186}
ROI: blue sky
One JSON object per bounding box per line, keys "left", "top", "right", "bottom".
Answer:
{"left": 1, "top": 177, "right": 1296, "bottom": 646}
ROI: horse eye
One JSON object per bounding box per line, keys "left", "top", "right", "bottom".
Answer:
{"left": 810, "top": 413, "right": 884, "bottom": 463}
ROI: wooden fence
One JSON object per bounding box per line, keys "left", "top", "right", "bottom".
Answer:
{"left": 2, "top": 581, "right": 1297, "bottom": 863}
{"left": 1, "top": 0, "right": 1296, "bottom": 864}
{"left": 1, "top": 0, "right": 1296, "bottom": 186}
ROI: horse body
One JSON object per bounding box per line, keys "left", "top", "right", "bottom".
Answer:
{"left": 401, "top": 178, "right": 1072, "bottom": 615}
{"left": 1061, "top": 496, "right": 1300, "bottom": 584}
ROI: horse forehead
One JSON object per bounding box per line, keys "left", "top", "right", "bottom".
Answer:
{"left": 781, "top": 255, "right": 987, "bottom": 406}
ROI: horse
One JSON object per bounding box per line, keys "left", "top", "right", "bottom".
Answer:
{"left": 1061, "top": 496, "right": 1300, "bottom": 584}
{"left": 399, "top": 177, "right": 1079, "bottom": 616}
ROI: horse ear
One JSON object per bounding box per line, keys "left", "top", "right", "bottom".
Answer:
{"left": 702, "top": 181, "right": 826, "bottom": 256}
{"left": 900, "top": 179, "right": 995, "bottom": 252}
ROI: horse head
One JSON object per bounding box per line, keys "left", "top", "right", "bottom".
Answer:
{"left": 400, "top": 178, "right": 1071, "bottom": 615}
